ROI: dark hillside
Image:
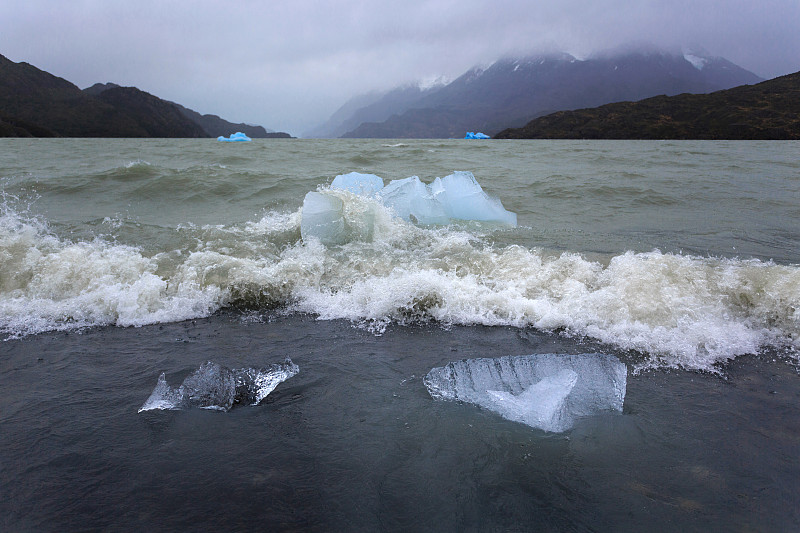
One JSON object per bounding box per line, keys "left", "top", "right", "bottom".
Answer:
{"left": 94, "top": 87, "right": 207, "bottom": 138}
{"left": 1, "top": 54, "right": 288, "bottom": 137}
{"left": 0, "top": 54, "right": 148, "bottom": 136}
{"left": 494, "top": 71, "right": 800, "bottom": 139}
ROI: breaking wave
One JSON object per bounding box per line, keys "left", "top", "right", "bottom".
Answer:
{"left": 1, "top": 188, "right": 798, "bottom": 372}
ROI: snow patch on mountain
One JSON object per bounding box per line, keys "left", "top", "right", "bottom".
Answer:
{"left": 684, "top": 53, "right": 709, "bottom": 70}
{"left": 418, "top": 75, "right": 450, "bottom": 91}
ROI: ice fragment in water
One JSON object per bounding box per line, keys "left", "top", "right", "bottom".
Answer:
{"left": 431, "top": 171, "right": 517, "bottom": 226}
{"left": 331, "top": 172, "right": 384, "bottom": 195}
{"left": 138, "top": 358, "right": 299, "bottom": 413}
{"left": 217, "top": 132, "right": 252, "bottom": 142}
{"left": 300, "top": 191, "right": 346, "bottom": 245}
{"left": 379, "top": 176, "right": 450, "bottom": 225}
{"left": 301, "top": 171, "right": 516, "bottom": 244}
{"left": 464, "top": 132, "right": 490, "bottom": 139}
{"left": 424, "top": 353, "right": 626, "bottom": 432}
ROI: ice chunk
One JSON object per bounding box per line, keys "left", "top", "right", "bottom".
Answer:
{"left": 234, "top": 363, "right": 300, "bottom": 405}
{"left": 464, "top": 132, "right": 490, "bottom": 139}
{"left": 217, "top": 132, "right": 252, "bottom": 142}
{"left": 378, "top": 176, "right": 450, "bottom": 225}
{"left": 300, "top": 191, "right": 346, "bottom": 245}
{"left": 424, "top": 353, "right": 626, "bottom": 432}
{"left": 138, "top": 358, "right": 299, "bottom": 413}
{"left": 430, "top": 171, "right": 517, "bottom": 226}
{"left": 179, "top": 361, "right": 237, "bottom": 411}
{"left": 304, "top": 171, "right": 516, "bottom": 229}
{"left": 331, "top": 172, "right": 384, "bottom": 196}
{"left": 485, "top": 369, "right": 578, "bottom": 430}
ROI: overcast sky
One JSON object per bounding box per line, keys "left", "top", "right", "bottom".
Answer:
{"left": 2, "top": 1, "right": 798, "bottom": 135}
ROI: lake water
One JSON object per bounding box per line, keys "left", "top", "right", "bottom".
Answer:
{"left": 1, "top": 139, "right": 799, "bottom": 531}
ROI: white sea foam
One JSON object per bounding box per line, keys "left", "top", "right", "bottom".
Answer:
{"left": 124, "top": 160, "right": 151, "bottom": 168}
{"left": 0, "top": 206, "right": 224, "bottom": 338}
{"left": 1, "top": 194, "right": 798, "bottom": 372}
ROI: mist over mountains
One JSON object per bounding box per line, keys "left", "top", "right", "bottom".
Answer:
{"left": 311, "top": 48, "right": 762, "bottom": 139}
{"left": 0, "top": 46, "right": 773, "bottom": 139}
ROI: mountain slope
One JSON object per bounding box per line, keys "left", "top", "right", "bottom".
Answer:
{"left": 306, "top": 83, "right": 444, "bottom": 138}
{"left": 93, "top": 86, "right": 208, "bottom": 137}
{"left": 0, "top": 54, "right": 287, "bottom": 137}
{"left": 339, "top": 50, "right": 763, "bottom": 138}
{"left": 84, "top": 82, "right": 290, "bottom": 138}
{"left": 494, "top": 71, "right": 800, "bottom": 139}
{"left": 0, "top": 54, "right": 155, "bottom": 136}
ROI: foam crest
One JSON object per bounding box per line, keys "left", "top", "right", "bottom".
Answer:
{"left": 291, "top": 246, "right": 799, "bottom": 371}
{"left": 0, "top": 207, "right": 223, "bottom": 338}
{"left": 2, "top": 198, "right": 798, "bottom": 372}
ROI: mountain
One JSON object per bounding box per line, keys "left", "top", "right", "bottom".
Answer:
{"left": 170, "top": 104, "right": 290, "bottom": 138}
{"left": 84, "top": 83, "right": 289, "bottom": 138}
{"left": 90, "top": 85, "right": 208, "bottom": 137}
{"left": 83, "top": 82, "right": 122, "bottom": 96}
{"left": 305, "top": 82, "right": 446, "bottom": 138}
{"left": 0, "top": 54, "right": 288, "bottom": 137}
{"left": 336, "top": 49, "right": 762, "bottom": 138}
{"left": 494, "top": 71, "right": 800, "bottom": 140}
{"left": 0, "top": 54, "right": 172, "bottom": 137}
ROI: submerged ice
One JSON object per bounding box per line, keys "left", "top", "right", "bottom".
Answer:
{"left": 424, "top": 353, "right": 626, "bottom": 432}
{"left": 302, "top": 171, "right": 516, "bottom": 244}
{"left": 138, "top": 359, "right": 299, "bottom": 412}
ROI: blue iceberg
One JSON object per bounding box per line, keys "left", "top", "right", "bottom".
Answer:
{"left": 376, "top": 171, "right": 516, "bottom": 226}
{"left": 300, "top": 171, "right": 517, "bottom": 245}
{"left": 217, "top": 132, "right": 252, "bottom": 142}
{"left": 300, "top": 191, "right": 347, "bottom": 246}
{"left": 331, "top": 172, "right": 384, "bottom": 195}
{"left": 379, "top": 176, "right": 450, "bottom": 225}
{"left": 430, "top": 171, "right": 517, "bottom": 225}
{"left": 465, "top": 132, "right": 490, "bottom": 139}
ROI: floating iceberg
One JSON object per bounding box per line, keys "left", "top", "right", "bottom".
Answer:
{"left": 138, "top": 359, "right": 299, "bottom": 412}
{"left": 331, "top": 172, "right": 384, "bottom": 196}
{"left": 379, "top": 176, "right": 450, "bottom": 225}
{"left": 464, "top": 132, "right": 490, "bottom": 139}
{"left": 217, "top": 132, "right": 252, "bottom": 142}
{"left": 300, "top": 191, "right": 347, "bottom": 245}
{"left": 430, "top": 171, "right": 517, "bottom": 225}
{"left": 424, "top": 353, "right": 626, "bottom": 432}
{"left": 300, "top": 171, "right": 516, "bottom": 244}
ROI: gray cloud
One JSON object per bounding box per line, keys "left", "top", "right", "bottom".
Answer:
{"left": 2, "top": 0, "right": 798, "bottom": 135}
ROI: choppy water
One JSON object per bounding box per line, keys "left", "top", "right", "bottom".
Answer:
{"left": 1, "top": 139, "right": 799, "bottom": 531}
{"left": 2, "top": 139, "right": 798, "bottom": 371}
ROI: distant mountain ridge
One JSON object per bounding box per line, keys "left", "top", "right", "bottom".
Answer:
{"left": 0, "top": 54, "right": 289, "bottom": 138}
{"left": 494, "top": 71, "right": 800, "bottom": 139}
{"left": 304, "top": 82, "right": 446, "bottom": 138}
{"left": 314, "top": 49, "right": 763, "bottom": 139}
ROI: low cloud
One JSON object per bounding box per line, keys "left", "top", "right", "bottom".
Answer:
{"left": 1, "top": 1, "right": 798, "bottom": 134}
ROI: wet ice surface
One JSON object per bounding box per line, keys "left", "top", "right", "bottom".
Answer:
{"left": 424, "top": 353, "right": 627, "bottom": 432}
{"left": 138, "top": 358, "right": 299, "bottom": 412}
{"left": 302, "top": 171, "right": 517, "bottom": 245}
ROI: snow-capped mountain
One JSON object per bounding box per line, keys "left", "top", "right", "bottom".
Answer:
{"left": 314, "top": 48, "right": 762, "bottom": 139}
